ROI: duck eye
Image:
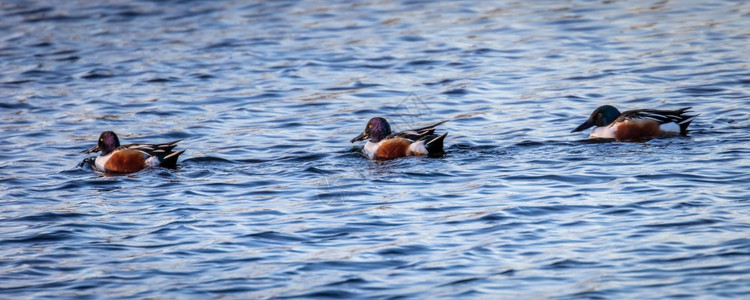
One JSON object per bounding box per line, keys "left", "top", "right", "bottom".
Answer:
{"left": 368, "top": 125, "right": 372, "bottom": 128}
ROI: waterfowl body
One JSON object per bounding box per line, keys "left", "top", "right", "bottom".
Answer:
{"left": 571, "top": 105, "right": 697, "bottom": 140}
{"left": 86, "top": 131, "right": 184, "bottom": 174}
{"left": 350, "top": 117, "right": 448, "bottom": 160}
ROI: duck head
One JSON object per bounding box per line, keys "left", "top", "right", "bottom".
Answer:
{"left": 351, "top": 117, "right": 392, "bottom": 143}
{"left": 86, "top": 131, "right": 121, "bottom": 155}
{"left": 571, "top": 105, "right": 621, "bottom": 133}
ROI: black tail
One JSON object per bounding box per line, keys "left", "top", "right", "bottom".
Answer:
{"left": 425, "top": 133, "right": 447, "bottom": 157}
{"left": 676, "top": 108, "right": 699, "bottom": 135}
{"left": 678, "top": 116, "right": 697, "bottom": 134}
{"left": 159, "top": 150, "right": 185, "bottom": 169}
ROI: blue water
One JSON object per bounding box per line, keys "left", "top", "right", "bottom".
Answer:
{"left": 2, "top": 0, "right": 749, "bottom": 298}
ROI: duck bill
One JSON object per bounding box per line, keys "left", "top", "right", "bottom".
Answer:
{"left": 571, "top": 119, "right": 595, "bottom": 133}
{"left": 350, "top": 131, "right": 368, "bottom": 143}
{"left": 85, "top": 144, "right": 101, "bottom": 154}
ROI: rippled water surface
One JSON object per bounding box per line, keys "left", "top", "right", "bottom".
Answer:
{"left": 2, "top": 0, "right": 750, "bottom": 298}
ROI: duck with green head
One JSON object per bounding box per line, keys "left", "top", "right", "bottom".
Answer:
{"left": 571, "top": 105, "right": 697, "bottom": 140}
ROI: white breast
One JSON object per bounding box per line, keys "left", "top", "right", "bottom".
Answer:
{"left": 589, "top": 126, "right": 616, "bottom": 138}
{"left": 363, "top": 141, "right": 380, "bottom": 159}
{"left": 94, "top": 154, "right": 111, "bottom": 171}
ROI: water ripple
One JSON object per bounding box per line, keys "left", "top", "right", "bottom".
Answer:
{"left": 0, "top": 0, "right": 749, "bottom": 299}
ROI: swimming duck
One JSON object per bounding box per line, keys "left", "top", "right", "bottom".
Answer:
{"left": 350, "top": 117, "right": 448, "bottom": 160}
{"left": 86, "top": 131, "right": 184, "bottom": 173}
{"left": 571, "top": 105, "right": 697, "bottom": 140}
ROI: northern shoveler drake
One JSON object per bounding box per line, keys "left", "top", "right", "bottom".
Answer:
{"left": 86, "top": 131, "right": 185, "bottom": 174}
{"left": 350, "top": 117, "right": 448, "bottom": 160}
{"left": 571, "top": 105, "right": 698, "bottom": 140}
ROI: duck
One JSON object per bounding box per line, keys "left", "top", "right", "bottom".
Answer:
{"left": 350, "top": 117, "right": 448, "bottom": 160}
{"left": 86, "top": 131, "right": 184, "bottom": 173}
{"left": 571, "top": 105, "right": 698, "bottom": 140}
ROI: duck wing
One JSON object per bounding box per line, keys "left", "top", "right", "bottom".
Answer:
{"left": 389, "top": 120, "right": 448, "bottom": 141}
{"left": 619, "top": 107, "right": 696, "bottom": 125}
{"left": 123, "top": 140, "right": 182, "bottom": 157}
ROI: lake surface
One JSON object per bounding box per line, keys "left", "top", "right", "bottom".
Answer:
{"left": 1, "top": 0, "right": 749, "bottom": 298}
